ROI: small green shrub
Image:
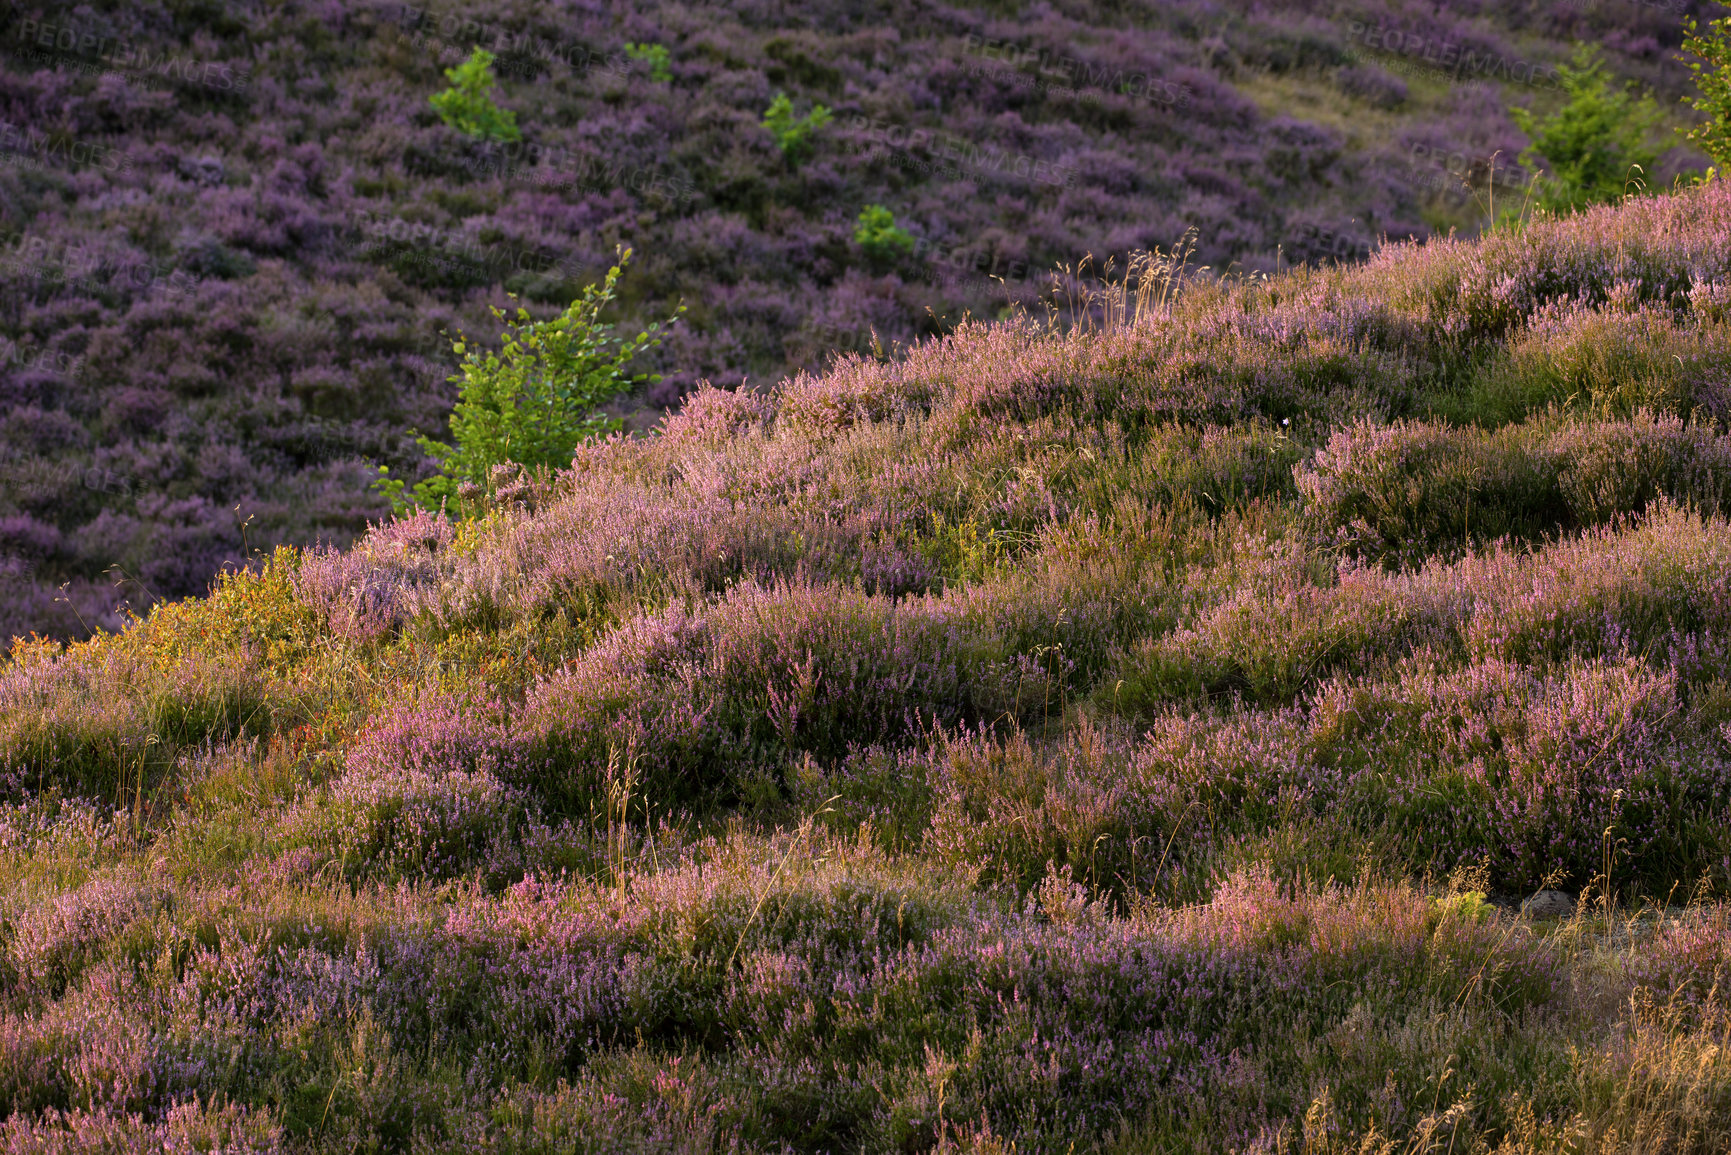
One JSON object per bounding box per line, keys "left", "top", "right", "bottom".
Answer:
{"left": 1680, "top": 15, "right": 1731, "bottom": 171}
{"left": 624, "top": 42, "right": 673, "bottom": 82}
{"left": 854, "top": 204, "right": 915, "bottom": 264}
{"left": 1511, "top": 46, "right": 1662, "bottom": 213}
{"left": 761, "top": 92, "right": 832, "bottom": 164}
{"left": 1429, "top": 891, "right": 1493, "bottom": 927}
{"left": 429, "top": 47, "right": 520, "bottom": 142}
{"left": 384, "top": 248, "right": 682, "bottom": 512}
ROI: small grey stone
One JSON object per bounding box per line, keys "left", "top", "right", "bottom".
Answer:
{"left": 176, "top": 154, "right": 225, "bottom": 186}
{"left": 1520, "top": 890, "right": 1574, "bottom": 920}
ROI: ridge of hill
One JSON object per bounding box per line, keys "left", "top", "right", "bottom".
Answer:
{"left": 1, "top": 184, "right": 1730, "bottom": 1150}
{"left": 0, "top": 0, "right": 1720, "bottom": 639}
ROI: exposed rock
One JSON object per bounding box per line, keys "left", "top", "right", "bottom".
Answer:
{"left": 1520, "top": 890, "right": 1575, "bottom": 920}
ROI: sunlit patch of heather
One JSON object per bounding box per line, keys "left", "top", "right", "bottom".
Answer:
{"left": 477, "top": 484, "right": 874, "bottom": 620}
{"left": 0, "top": 632, "right": 269, "bottom": 800}
{"left": 285, "top": 758, "right": 527, "bottom": 885}
{"left": 654, "top": 382, "right": 773, "bottom": 448}
{"left": 0, "top": 963, "right": 202, "bottom": 1119}
{"left": 5, "top": 874, "right": 171, "bottom": 1003}
{"left": 1460, "top": 303, "right": 1731, "bottom": 425}
{"left": 0, "top": 1098, "right": 283, "bottom": 1153}
{"left": 292, "top": 509, "right": 454, "bottom": 643}
{"left": 1299, "top": 414, "right": 1731, "bottom": 566}
{"left": 0, "top": 796, "right": 132, "bottom": 866}
{"left": 1621, "top": 908, "right": 1731, "bottom": 1011}
{"left": 1306, "top": 652, "right": 1731, "bottom": 890}
{"left": 517, "top": 579, "right": 1061, "bottom": 805}
{"left": 1108, "top": 533, "right": 1461, "bottom": 711}
{"left": 469, "top": 1052, "right": 741, "bottom": 1153}
{"left": 276, "top": 694, "right": 530, "bottom": 882}
{"left": 1455, "top": 502, "right": 1731, "bottom": 668}
{"left": 773, "top": 306, "right": 1424, "bottom": 441}
{"left": 1356, "top": 178, "right": 1731, "bottom": 337}
{"left": 920, "top": 721, "right": 1165, "bottom": 896}
{"left": 951, "top": 509, "right": 1188, "bottom": 688}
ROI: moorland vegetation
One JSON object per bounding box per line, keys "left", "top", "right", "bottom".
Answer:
{"left": 0, "top": 0, "right": 1717, "bottom": 639}
{"left": 2, "top": 181, "right": 1731, "bottom": 1151}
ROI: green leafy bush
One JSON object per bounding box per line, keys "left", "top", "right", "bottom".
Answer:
{"left": 854, "top": 204, "right": 915, "bottom": 264}
{"left": 1680, "top": 15, "right": 1731, "bottom": 171}
{"left": 428, "top": 47, "right": 520, "bottom": 142}
{"left": 381, "top": 249, "right": 681, "bottom": 512}
{"left": 624, "top": 42, "right": 673, "bottom": 82}
{"left": 761, "top": 92, "right": 832, "bottom": 164}
{"left": 1511, "top": 46, "right": 1662, "bottom": 214}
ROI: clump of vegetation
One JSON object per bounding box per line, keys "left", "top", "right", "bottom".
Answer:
{"left": 1511, "top": 46, "right": 1663, "bottom": 213}
{"left": 377, "top": 248, "right": 681, "bottom": 512}
{"left": 9, "top": 0, "right": 1720, "bottom": 640}
{"left": 761, "top": 91, "right": 832, "bottom": 164}
{"left": 853, "top": 204, "right": 915, "bottom": 264}
{"left": 1680, "top": 15, "right": 1731, "bottom": 171}
{"left": 9, "top": 31, "right": 1731, "bottom": 1152}
{"left": 623, "top": 42, "right": 673, "bottom": 82}
{"left": 429, "top": 47, "right": 520, "bottom": 142}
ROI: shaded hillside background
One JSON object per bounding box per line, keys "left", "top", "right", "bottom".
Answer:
{"left": 0, "top": 0, "right": 1719, "bottom": 642}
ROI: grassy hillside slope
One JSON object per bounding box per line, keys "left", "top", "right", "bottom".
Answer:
{"left": 1, "top": 185, "right": 1730, "bottom": 1151}
{"left": 0, "top": 0, "right": 1717, "bottom": 640}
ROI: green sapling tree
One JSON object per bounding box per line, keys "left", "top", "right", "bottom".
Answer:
{"left": 429, "top": 47, "right": 521, "bottom": 142}
{"left": 377, "top": 248, "right": 683, "bottom": 513}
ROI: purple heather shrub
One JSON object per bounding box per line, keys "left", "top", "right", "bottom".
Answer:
{"left": 1296, "top": 413, "right": 1731, "bottom": 565}
{"left": 0, "top": 602, "right": 284, "bottom": 799}
{"left": 903, "top": 634, "right": 1731, "bottom": 894}
{"left": 282, "top": 695, "right": 530, "bottom": 881}
{"left": 1335, "top": 64, "right": 1409, "bottom": 109}
{"left": 1357, "top": 180, "right": 1731, "bottom": 339}
{"left": 1622, "top": 909, "right": 1731, "bottom": 1010}
{"left": 1463, "top": 302, "right": 1731, "bottom": 425}
{"left": 0, "top": 1099, "right": 283, "bottom": 1154}
{"left": 654, "top": 383, "right": 774, "bottom": 448}
{"left": 0, "top": 962, "right": 201, "bottom": 1119}
{"left": 1303, "top": 651, "right": 1731, "bottom": 889}
{"left": 517, "top": 578, "right": 1059, "bottom": 804}
{"left": 5, "top": 874, "right": 171, "bottom": 1002}
{"left": 920, "top": 721, "right": 1162, "bottom": 895}
{"left": 1111, "top": 501, "right": 1731, "bottom": 718}
{"left": 1454, "top": 502, "right": 1731, "bottom": 667}
{"left": 1109, "top": 531, "right": 1462, "bottom": 710}
{"left": 292, "top": 509, "right": 454, "bottom": 642}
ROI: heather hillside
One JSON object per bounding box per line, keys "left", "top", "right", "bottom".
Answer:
{"left": 0, "top": 0, "right": 1719, "bottom": 639}
{"left": 1, "top": 186, "right": 1730, "bottom": 1151}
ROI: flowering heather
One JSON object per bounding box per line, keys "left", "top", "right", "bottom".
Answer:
{"left": 0, "top": 0, "right": 1714, "bottom": 640}
{"left": 3, "top": 190, "right": 1731, "bottom": 1149}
